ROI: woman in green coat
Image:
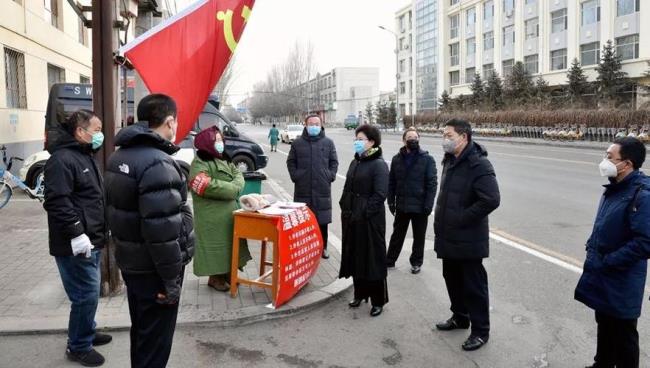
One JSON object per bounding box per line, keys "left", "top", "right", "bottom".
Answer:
{"left": 268, "top": 124, "right": 279, "bottom": 152}
{"left": 189, "top": 126, "right": 251, "bottom": 291}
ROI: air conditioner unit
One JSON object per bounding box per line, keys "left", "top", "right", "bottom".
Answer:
{"left": 404, "top": 43, "right": 410, "bottom": 50}
{"left": 506, "top": 10, "right": 513, "bottom": 18}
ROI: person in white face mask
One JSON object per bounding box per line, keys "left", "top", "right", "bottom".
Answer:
{"left": 576, "top": 137, "right": 650, "bottom": 368}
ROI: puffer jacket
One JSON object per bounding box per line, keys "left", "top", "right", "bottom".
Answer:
{"left": 104, "top": 123, "right": 194, "bottom": 282}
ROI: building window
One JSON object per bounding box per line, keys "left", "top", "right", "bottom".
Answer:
{"left": 13, "top": 0, "right": 22, "bottom": 4}
{"left": 580, "top": 42, "right": 600, "bottom": 66}
{"left": 503, "top": 25, "right": 514, "bottom": 45}
{"left": 551, "top": 49, "right": 567, "bottom": 70}
{"left": 450, "top": 14, "right": 459, "bottom": 39}
{"left": 399, "top": 15, "right": 405, "bottom": 32}
{"left": 409, "top": 80, "right": 413, "bottom": 95}
{"left": 466, "top": 38, "right": 476, "bottom": 57}
{"left": 409, "top": 57, "right": 413, "bottom": 76}
{"left": 525, "top": 0, "right": 536, "bottom": 4}
{"left": 4, "top": 48, "right": 27, "bottom": 109}
{"left": 581, "top": 0, "right": 600, "bottom": 26}
{"left": 78, "top": 17, "right": 88, "bottom": 46}
{"left": 551, "top": 9, "right": 567, "bottom": 33}
{"left": 483, "top": 63, "right": 494, "bottom": 78}
{"left": 451, "top": 0, "right": 459, "bottom": 5}
{"left": 80, "top": 75, "right": 90, "bottom": 84}
{"left": 525, "top": 18, "right": 539, "bottom": 39}
{"left": 399, "top": 38, "right": 405, "bottom": 50}
{"left": 45, "top": 0, "right": 61, "bottom": 29}
{"left": 616, "top": 34, "right": 639, "bottom": 61}
{"left": 484, "top": 1, "right": 494, "bottom": 21}
{"left": 450, "top": 43, "right": 459, "bottom": 66}
{"left": 400, "top": 82, "right": 406, "bottom": 94}
{"left": 524, "top": 54, "right": 539, "bottom": 74}
{"left": 47, "top": 64, "right": 65, "bottom": 91}
{"left": 465, "top": 67, "right": 476, "bottom": 84}
{"left": 467, "top": 7, "right": 476, "bottom": 29}
{"left": 502, "top": 59, "right": 514, "bottom": 78}
{"left": 400, "top": 59, "right": 406, "bottom": 73}
{"left": 484, "top": 31, "right": 494, "bottom": 51}
{"left": 450, "top": 71, "right": 460, "bottom": 86}
{"left": 617, "top": 0, "right": 640, "bottom": 17}
{"left": 503, "top": 0, "right": 515, "bottom": 16}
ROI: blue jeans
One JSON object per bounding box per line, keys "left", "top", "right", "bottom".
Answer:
{"left": 55, "top": 249, "right": 101, "bottom": 352}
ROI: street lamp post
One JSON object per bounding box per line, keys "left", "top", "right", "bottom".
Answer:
{"left": 379, "top": 25, "right": 402, "bottom": 132}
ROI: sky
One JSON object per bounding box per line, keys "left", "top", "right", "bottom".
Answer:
{"left": 177, "top": 0, "right": 412, "bottom": 105}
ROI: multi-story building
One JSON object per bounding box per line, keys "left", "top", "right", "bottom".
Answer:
{"left": 440, "top": 0, "right": 649, "bottom": 104}
{"left": 1, "top": 0, "right": 93, "bottom": 158}
{"left": 395, "top": 4, "right": 417, "bottom": 117}
{"left": 307, "top": 67, "right": 379, "bottom": 124}
{"left": 415, "top": 0, "right": 440, "bottom": 113}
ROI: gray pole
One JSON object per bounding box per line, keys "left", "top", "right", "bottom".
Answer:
{"left": 394, "top": 33, "right": 400, "bottom": 132}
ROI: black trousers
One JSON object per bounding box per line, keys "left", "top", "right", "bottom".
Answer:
{"left": 386, "top": 212, "right": 428, "bottom": 267}
{"left": 319, "top": 223, "right": 329, "bottom": 250}
{"left": 442, "top": 259, "right": 490, "bottom": 337}
{"left": 593, "top": 311, "right": 639, "bottom": 368}
{"left": 353, "top": 277, "right": 388, "bottom": 307}
{"left": 122, "top": 270, "right": 184, "bottom": 368}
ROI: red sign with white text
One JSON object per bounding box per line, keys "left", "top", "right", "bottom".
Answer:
{"left": 274, "top": 207, "right": 323, "bottom": 308}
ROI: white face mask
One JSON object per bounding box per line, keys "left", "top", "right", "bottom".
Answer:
{"left": 442, "top": 138, "right": 457, "bottom": 154}
{"left": 599, "top": 159, "right": 621, "bottom": 178}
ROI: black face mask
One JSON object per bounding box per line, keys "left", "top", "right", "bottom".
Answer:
{"left": 406, "top": 139, "right": 419, "bottom": 151}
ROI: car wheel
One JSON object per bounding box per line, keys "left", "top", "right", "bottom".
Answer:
{"left": 232, "top": 155, "right": 255, "bottom": 173}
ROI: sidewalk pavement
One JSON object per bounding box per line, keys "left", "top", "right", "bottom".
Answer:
{"left": 0, "top": 180, "right": 351, "bottom": 335}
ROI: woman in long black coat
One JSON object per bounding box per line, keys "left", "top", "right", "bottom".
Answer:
{"left": 339, "top": 124, "right": 389, "bottom": 317}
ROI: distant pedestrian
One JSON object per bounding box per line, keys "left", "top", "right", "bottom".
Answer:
{"left": 286, "top": 114, "right": 339, "bottom": 259}
{"left": 434, "top": 119, "right": 500, "bottom": 351}
{"left": 105, "top": 94, "right": 195, "bottom": 368}
{"left": 386, "top": 127, "right": 437, "bottom": 274}
{"left": 268, "top": 124, "right": 279, "bottom": 152}
{"left": 575, "top": 137, "right": 650, "bottom": 368}
{"left": 43, "top": 109, "right": 112, "bottom": 367}
{"left": 189, "top": 126, "right": 251, "bottom": 291}
{"left": 339, "top": 124, "right": 389, "bottom": 317}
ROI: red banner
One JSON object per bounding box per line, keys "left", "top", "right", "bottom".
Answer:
{"left": 274, "top": 207, "right": 323, "bottom": 308}
{"left": 120, "top": 0, "right": 255, "bottom": 143}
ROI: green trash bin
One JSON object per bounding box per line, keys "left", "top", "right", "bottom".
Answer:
{"left": 241, "top": 171, "right": 267, "bottom": 196}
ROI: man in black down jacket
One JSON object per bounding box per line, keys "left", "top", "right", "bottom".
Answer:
{"left": 287, "top": 114, "right": 339, "bottom": 259}
{"left": 105, "top": 94, "right": 194, "bottom": 368}
{"left": 44, "top": 110, "right": 112, "bottom": 367}
{"left": 386, "top": 127, "right": 437, "bottom": 274}
{"left": 434, "top": 119, "right": 500, "bottom": 352}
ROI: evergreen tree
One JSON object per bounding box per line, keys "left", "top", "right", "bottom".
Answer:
{"left": 388, "top": 102, "right": 397, "bottom": 128}
{"left": 533, "top": 76, "right": 550, "bottom": 110}
{"left": 365, "top": 102, "right": 374, "bottom": 124}
{"left": 505, "top": 61, "right": 534, "bottom": 107}
{"left": 438, "top": 90, "right": 451, "bottom": 112}
{"left": 596, "top": 40, "right": 629, "bottom": 108}
{"left": 566, "top": 58, "right": 590, "bottom": 107}
{"left": 470, "top": 73, "right": 485, "bottom": 110}
{"left": 485, "top": 72, "right": 504, "bottom": 111}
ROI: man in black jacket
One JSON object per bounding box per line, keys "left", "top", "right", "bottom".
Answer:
{"left": 287, "top": 114, "right": 339, "bottom": 259}
{"left": 43, "top": 109, "right": 112, "bottom": 367}
{"left": 105, "top": 94, "right": 194, "bottom": 368}
{"left": 434, "top": 119, "right": 500, "bottom": 352}
{"left": 386, "top": 127, "right": 437, "bottom": 274}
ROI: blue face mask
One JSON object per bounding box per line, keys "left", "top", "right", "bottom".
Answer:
{"left": 84, "top": 129, "right": 104, "bottom": 150}
{"left": 307, "top": 126, "right": 321, "bottom": 137}
{"left": 215, "top": 141, "right": 225, "bottom": 154}
{"left": 353, "top": 140, "right": 366, "bottom": 154}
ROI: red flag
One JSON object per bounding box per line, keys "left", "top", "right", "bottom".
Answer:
{"left": 120, "top": 0, "right": 255, "bottom": 143}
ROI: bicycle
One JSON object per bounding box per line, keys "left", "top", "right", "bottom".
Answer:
{"left": 0, "top": 145, "right": 44, "bottom": 209}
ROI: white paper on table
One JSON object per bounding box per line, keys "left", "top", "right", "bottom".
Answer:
{"left": 257, "top": 206, "right": 294, "bottom": 216}
{"left": 275, "top": 201, "right": 306, "bottom": 209}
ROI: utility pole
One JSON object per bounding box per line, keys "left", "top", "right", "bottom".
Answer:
{"left": 92, "top": 0, "right": 122, "bottom": 296}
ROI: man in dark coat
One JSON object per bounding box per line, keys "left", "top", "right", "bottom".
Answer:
{"left": 105, "top": 94, "right": 194, "bottom": 368}
{"left": 387, "top": 127, "right": 437, "bottom": 274}
{"left": 286, "top": 114, "right": 339, "bottom": 259}
{"left": 43, "top": 109, "right": 112, "bottom": 366}
{"left": 575, "top": 137, "right": 650, "bottom": 368}
{"left": 434, "top": 119, "right": 500, "bottom": 352}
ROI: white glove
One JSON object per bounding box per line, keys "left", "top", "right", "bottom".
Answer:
{"left": 71, "top": 234, "right": 94, "bottom": 258}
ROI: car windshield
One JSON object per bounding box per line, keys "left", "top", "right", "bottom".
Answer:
{"left": 288, "top": 125, "right": 303, "bottom": 131}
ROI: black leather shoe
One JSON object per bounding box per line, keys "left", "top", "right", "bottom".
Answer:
{"left": 348, "top": 298, "right": 368, "bottom": 308}
{"left": 66, "top": 348, "right": 105, "bottom": 367}
{"left": 322, "top": 249, "right": 330, "bottom": 259}
{"left": 435, "top": 317, "right": 470, "bottom": 331}
{"left": 92, "top": 332, "right": 112, "bottom": 346}
{"left": 410, "top": 265, "right": 421, "bottom": 274}
{"left": 370, "top": 306, "right": 383, "bottom": 317}
{"left": 461, "top": 335, "right": 489, "bottom": 351}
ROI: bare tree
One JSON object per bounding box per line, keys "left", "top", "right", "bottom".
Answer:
{"left": 213, "top": 56, "right": 239, "bottom": 107}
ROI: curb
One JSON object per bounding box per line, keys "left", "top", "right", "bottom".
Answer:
{"left": 0, "top": 278, "right": 353, "bottom": 336}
